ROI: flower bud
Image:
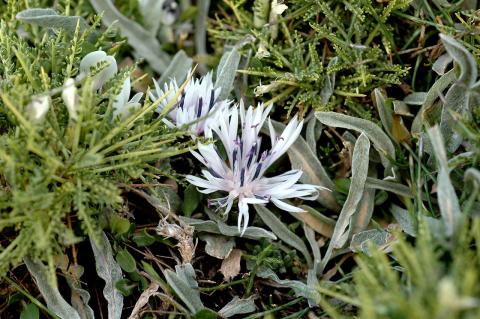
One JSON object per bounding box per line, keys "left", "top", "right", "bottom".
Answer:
{"left": 27, "top": 95, "right": 49, "bottom": 123}
{"left": 79, "top": 51, "right": 117, "bottom": 90}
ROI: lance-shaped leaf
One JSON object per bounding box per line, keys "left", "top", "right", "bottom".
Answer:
{"left": 439, "top": 34, "right": 477, "bottom": 152}
{"left": 16, "top": 8, "right": 88, "bottom": 33}
{"left": 90, "top": 232, "right": 123, "bottom": 319}
{"left": 180, "top": 216, "right": 277, "bottom": 240}
{"left": 24, "top": 257, "right": 82, "bottom": 319}
{"left": 215, "top": 47, "right": 241, "bottom": 100}
{"left": 411, "top": 70, "right": 456, "bottom": 136}
{"left": 315, "top": 112, "right": 394, "bottom": 171}
{"left": 427, "top": 126, "right": 462, "bottom": 236}
{"left": 255, "top": 205, "right": 312, "bottom": 266}
{"left": 320, "top": 133, "right": 370, "bottom": 272}
{"left": 262, "top": 120, "right": 339, "bottom": 211}
{"left": 391, "top": 204, "right": 417, "bottom": 237}
{"left": 320, "top": 57, "right": 339, "bottom": 105}
{"left": 373, "top": 88, "right": 394, "bottom": 141}
{"left": 89, "top": 0, "right": 170, "bottom": 73}
{"left": 164, "top": 263, "right": 204, "bottom": 314}
{"left": 195, "top": 0, "right": 210, "bottom": 58}
{"left": 350, "top": 229, "right": 395, "bottom": 254}
{"left": 365, "top": 177, "right": 414, "bottom": 198}
{"left": 157, "top": 50, "right": 192, "bottom": 87}
{"left": 256, "top": 267, "right": 321, "bottom": 304}
{"left": 218, "top": 296, "right": 256, "bottom": 317}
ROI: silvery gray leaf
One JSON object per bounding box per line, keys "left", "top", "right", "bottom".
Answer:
{"left": 427, "top": 126, "right": 462, "bottom": 236}
{"left": 432, "top": 53, "right": 453, "bottom": 75}
{"left": 403, "top": 92, "right": 427, "bottom": 105}
{"left": 89, "top": 0, "right": 171, "bottom": 73}
{"left": 350, "top": 229, "right": 394, "bottom": 254}
{"left": 315, "top": 112, "right": 394, "bottom": 172}
{"left": 24, "top": 257, "right": 82, "bottom": 319}
{"left": 90, "top": 232, "right": 123, "bottom": 319}
{"left": 157, "top": 50, "right": 192, "bottom": 87}
{"left": 255, "top": 205, "right": 312, "bottom": 266}
{"left": 391, "top": 204, "right": 416, "bottom": 237}
{"left": 365, "top": 177, "right": 413, "bottom": 198}
{"left": 411, "top": 70, "right": 455, "bottom": 137}
{"left": 16, "top": 8, "right": 88, "bottom": 34}
{"left": 164, "top": 263, "right": 204, "bottom": 314}
{"left": 180, "top": 216, "right": 277, "bottom": 240}
{"left": 373, "top": 88, "right": 394, "bottom": 141}
{"left": 320, "top": 133, "right": 370, "bottom": 272}
{"left": 199, "top": 234, "right": 235, "bottom": 259}
{"left": 195, "top": 0, "right": 210, "bottom": 58}
{"left": 218, "top": 296, "right": 256, "bottom": 317}
{"left": 320, "top": 57, "right": 338, "bottom": 105}
{"left": 215, "top": 47, "right": 241, "bottom": 100}
{"left": 256, "top": 267, "right": 321, "bottom": 305}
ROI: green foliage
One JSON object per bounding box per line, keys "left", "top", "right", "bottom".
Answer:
{"left": 319, "top": 220, "right": 480, "bottom": 319}
{"left": 0, "top": 2, "right": 192, "bottom": 281}
{"left": 209, "top": 0, "right": 412, "bottom": 116}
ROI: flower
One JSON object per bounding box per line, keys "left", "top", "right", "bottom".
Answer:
{"left": 26, "top": 95, "right": 49, "bottom": 123}
{"left": 112, "top": 77, "right": 143, "bottom": 120}
{"left": 149, "top": 72, "right": 229, "bottom": 137}
{"left": 79, "top": 51, "right": 117, "bottom": 90}
{"left": 62, "top": 78, "right": 79, "bottom": 120}
{"left": 186, "top": 102, "right": 322, "bottom": 235}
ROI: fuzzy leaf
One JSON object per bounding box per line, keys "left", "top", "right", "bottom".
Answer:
{"left": 320, "top": 133, "right": 370, "bottom": 271}
{"left": 427, "top": 126, "right": 462, "bottom": 236}
{"left": 218, "top": 296, "right": 256, "bottom": 317}
{"left": 365, "top": 178, "right": 413, "bottom": 198}
{"left": 440, "top": 34, "right": 477, "bottom": 85}
{"left": 320, "top": 57, "right": 338, "bottom": 105}
{"left": 199, "top": 234, "right": 235, "bottom": 259}
{"left": 391, "top": 204, "right": 417, "bottom": 237}
{"left": 350, "top": 229, "right": 394, "bottom": 254}
{"left": 16, "top": 8, "right": 87, "bottom": 33}
{"left": 315, "top": 112, "right": 394, "bottom": 170}
{"left": 256, "top": 267, "right": 320, "bottom": 304}
{"left": 24, "top": 257, "right": 82, "bottom": 319}
{"left": 164, "top": 264, "right": 204, "bottom": 314}
{"left": 90, "top": 232, "right": 124, "bottom": 319}
{"left": 215, "top": 47, "right": 241, "bottom": 100}
{"left": 264, "top": 120, "right": 339, "bottom": 211}
{"left": 89, "top": 0, "right": 170, "bottom": 73}
{"left": 157, "top": 50, "right": 192, "bottom": 87}
{"left": 306, "top": 115, "right": 323, "bottom": 152}
{"left": 432, "top": 53, "right": 453, "bottom": 76}
{"left": 195, "top": 0, "right": 210, "bottom": 57}
{"left": 255, "top": 205, "right": 312, "bottom": 266}
{"left": 296, "top": 205, "right": 335, "bottom": 237}
{"left": 438, "top": 34, "right": 477, "bottom": 152}
{"left": 373, "top": 88, "right": 394, "bottom": 141}
{"left": 180, "top": 216, "right": 277, "bottom": 240}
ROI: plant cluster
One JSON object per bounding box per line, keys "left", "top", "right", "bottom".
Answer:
{"left": 0, "top": 0, "right": 479, "bottom": 319}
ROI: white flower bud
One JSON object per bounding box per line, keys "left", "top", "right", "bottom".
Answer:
{"left": 27, "top": 95, "right": 49, "bottom": 123}
{"left": 62, "top": 78, "right": 79, "bottom": 120}
{"left": 112, "top": 78, "right": 143, "bottom": 120}
{"left": 79, "top": 51, "right": 118, "bottom": 90}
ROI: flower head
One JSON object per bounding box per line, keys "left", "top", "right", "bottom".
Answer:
{"left": 62, "top": 78, "right": 79, "bottom": 120}
{"left": 112, "top": 77, "right": 143, "bottom": 120}
{"left": 186, "top": 102, "right": 322, "bottom": 235}
{"left": 27, "top": 95, "right": 49, "bottom": 123}
{"left": 79, "top": 51, "right": 117, "bottom": 90}
{"left": 149, "top": 72, "right": 229, "bottom": 137}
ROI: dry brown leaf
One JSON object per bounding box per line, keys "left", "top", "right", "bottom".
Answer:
{"left": 220, "top": 249, "right": 242, "bottom": 281}
{"left": 128, "top": 282, "right": 160, "bottom": 319}
{"left": 157, "top": 218, "right": 196, "bottom": 263}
